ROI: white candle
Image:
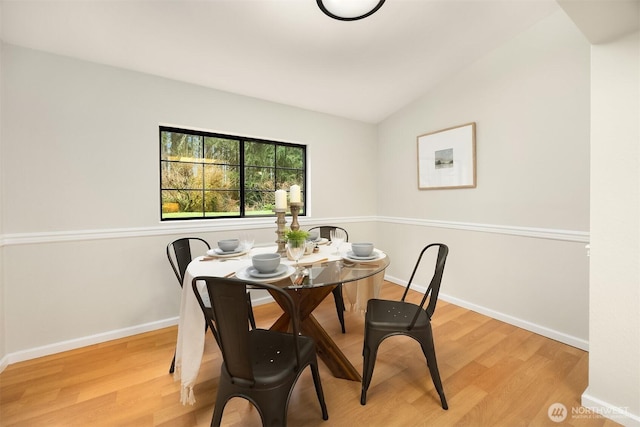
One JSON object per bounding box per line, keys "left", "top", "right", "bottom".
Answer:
{"left": 290, "top": 185, "right": 301, "bottom": 203}
{"left": 275, "top": 189, "right": 287, "bottom": 210}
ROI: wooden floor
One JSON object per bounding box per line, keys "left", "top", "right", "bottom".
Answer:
{"left": 0, "top": 282, "right": 620, "bottom": 427}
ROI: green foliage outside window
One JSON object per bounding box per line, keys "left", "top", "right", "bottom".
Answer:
{"left": 160, "top": 127, "right": 306, "bottom": 220}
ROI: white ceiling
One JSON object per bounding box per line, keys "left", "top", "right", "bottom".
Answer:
{"left": 1, "top": 0, "right": 561, "bottom": 123}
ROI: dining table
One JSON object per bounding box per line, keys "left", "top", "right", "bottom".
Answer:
{"left": 173, "top": 240, "right": 390, "bottom": 405}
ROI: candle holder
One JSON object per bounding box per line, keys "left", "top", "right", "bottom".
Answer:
{"left": 273, "top": 208, "right": 287, "bottom": 256}
{"left": 289, "top": 202, "right": 302, "bottom": 232}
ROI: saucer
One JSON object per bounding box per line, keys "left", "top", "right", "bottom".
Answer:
{"left": 206, "top": 248, "right": 246, "bottom": 258}
{"left": 235, "top": 265, "right": 295, "bottom": 283}
{"left": 343, "top": 250, "right": 384, "bottom": 262}
{"left": 214, "top": 247, "right": 242, "bottom": 255}
{"left": 248, "top": 264, "right": 288, "bottom": 278}
{"left": 346, "top": 251, "right": 378, "bottom": 260}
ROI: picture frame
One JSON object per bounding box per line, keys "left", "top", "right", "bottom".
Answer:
{"left": 417, "top": 122, "right": 476, "bottom": 190}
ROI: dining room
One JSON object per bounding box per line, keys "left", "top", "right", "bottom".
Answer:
{"left": 0, "top": 1, "right": 638, "bottom": 426}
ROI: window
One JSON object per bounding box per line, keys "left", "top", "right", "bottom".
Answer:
{"left": 160, "top": 126, "right": 306, "bottom": 220}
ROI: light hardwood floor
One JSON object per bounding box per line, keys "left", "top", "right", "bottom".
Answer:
{"left": 0, "top": 282, "right": 621, "bottom": 427}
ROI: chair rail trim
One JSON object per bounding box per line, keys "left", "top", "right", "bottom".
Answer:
{"left": 0, "top": 216, "right": 587, "bottom": 246}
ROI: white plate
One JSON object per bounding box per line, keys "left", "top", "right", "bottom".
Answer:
{"left": 206, "top": 248, "right": 247, "bottom": 258}
{"left": 247, "top": 264, "right": 289, "bottom": 278}
{"left": 342, "top": 249, "right": 385, "bottom": 262}
{"left": 345, "top": 251, "right": 377, "bottom": 260}
{"left": 235, "top": 265, "right": 296, "bottom": 283}
{"left": 316, "top": 238, "right": 329, "bottom": 245}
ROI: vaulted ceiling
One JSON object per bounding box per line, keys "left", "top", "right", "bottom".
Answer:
{"left": 2, "top": 0, "right": 563, "bottom": 123}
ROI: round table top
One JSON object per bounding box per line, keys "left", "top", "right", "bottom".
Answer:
{"left": 186, "top": 243, "right": 390, "bottom": 289}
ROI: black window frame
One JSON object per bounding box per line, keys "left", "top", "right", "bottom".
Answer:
{"left": 159, "top": 126, "right": 307, "bottom": 221}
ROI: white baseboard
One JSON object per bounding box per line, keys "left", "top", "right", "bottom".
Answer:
{"left": 582, "top": 388, "right": 640, "bottom": 427}
{"left": 0, "top": 317, "right": 179, "bottom": 371}
{"left": 251, "top": 295, "right": 275, "bottom": 306}
{"left": 0, "top": 298, "right": 284, "bottom": 373}
{"left": 384, "top": 276, "right": 589, "bottom": 351}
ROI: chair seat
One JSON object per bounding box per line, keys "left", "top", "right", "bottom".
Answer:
{"left": 242, "top": 329, "right": 316, "bottom": 386}
{"left": 366, "top": 299, "right": 430, "bottom": 331}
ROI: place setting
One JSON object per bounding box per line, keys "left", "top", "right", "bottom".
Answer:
{"left": 234, "top": 253, "right": 296, "bottom": 283}
{"left": 342, "top": 242, "right": 386, "bottom": 263}
{"left": 201, "top": 238, "right": 251, "bottom": 261}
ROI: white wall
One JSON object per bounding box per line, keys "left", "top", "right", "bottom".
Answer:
{"left": 584, "top": 29, "right": 640, "bottom": 424}
{"left": 377, "top": 11, "right": 591, "bottom": 347}
{"left": 0, "top": 44, "right": 378, "bottom": 360}
{"left": 2, "top": 46, "right": 378, "bottom": 233}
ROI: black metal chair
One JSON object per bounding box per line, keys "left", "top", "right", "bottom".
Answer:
{"left": 360, "top": 243, "right": 449, "bottom": 410}
{"left": 192, "top": 276, "right": 329, "bottom": 427}
{"left": 308, "top": 226, "right": 349, "bottom": 333}
{"left": 166, "top": 237, "right": 256, "bottom": 374}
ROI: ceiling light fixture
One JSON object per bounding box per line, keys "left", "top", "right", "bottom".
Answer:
{"left": 316, "top": 0, "right": 385, "bottom": 21}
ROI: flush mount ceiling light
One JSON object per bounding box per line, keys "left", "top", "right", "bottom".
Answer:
{"left": 316, "top": 0, "right": 386, "bottom": 21}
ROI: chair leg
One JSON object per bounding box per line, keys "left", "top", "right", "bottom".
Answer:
{"left": 169, "top": 351, "right": 176, "bottom": 374}
{"left": 332, "top": 284, "right": 346, "bottom": 333}
{"left": 360, "top": 338, "right": 380, "bottom": 405}
{"left": 211, "top": 383, "right": 231, "bottom": 427}
{"left": 421, "top": 337, "right": 448, "bottom": 410}
{"left": 310, "top": 361, "right": 329, "bottom": 420}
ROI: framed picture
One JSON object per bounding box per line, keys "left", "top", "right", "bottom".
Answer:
{"left": 417, "top": 122, "right": 476, "bottom": 190}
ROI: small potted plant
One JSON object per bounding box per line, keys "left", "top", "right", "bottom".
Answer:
{"left": 284, "top": 229, "right": 309, "bottom": 262}
{"left": 284, "top": 229, "right": 309, "bottom": 243}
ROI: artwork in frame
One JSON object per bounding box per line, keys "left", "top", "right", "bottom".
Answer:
{"left": 417, "top": 122, "right": 476, "bottom": 190}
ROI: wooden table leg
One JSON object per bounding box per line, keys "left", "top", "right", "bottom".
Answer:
{"left": 269, "top": 286, "right": 362, "bottom": 382}
{"left": 301, "top": 312, "right": 361, "bottom": 381}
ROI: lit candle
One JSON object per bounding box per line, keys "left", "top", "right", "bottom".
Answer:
{"left": 290, "top": 185, "right": 301, "bottom": 203}
{"left": 275, "top": 189, "right": 287, "bottom": 210}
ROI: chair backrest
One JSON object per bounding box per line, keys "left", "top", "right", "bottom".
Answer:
{"left": 401, "top": 243, "right": 449, "bottom": 325}
{"left": 192, "top": 276, "right": 302, "bottom": 384}
{"left": 308, "top": 226, "right": 349, "bottom": 242}
{"left": 166, "top": 237, "right": 211, "bottom": 286}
